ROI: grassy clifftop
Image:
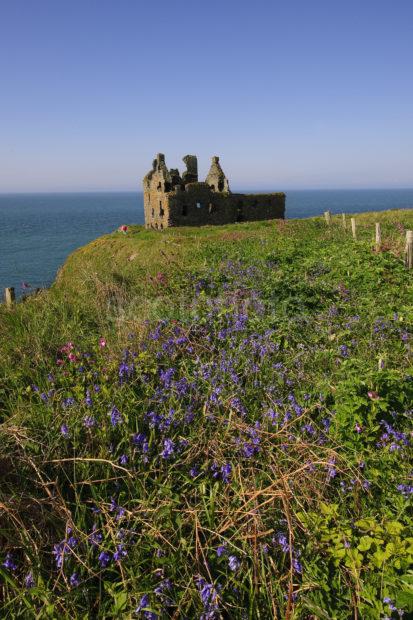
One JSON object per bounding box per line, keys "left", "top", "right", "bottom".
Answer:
{"left": 1, "top": 211, "right": 413, "bottom": 618}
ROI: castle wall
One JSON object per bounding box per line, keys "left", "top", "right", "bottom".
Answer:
{"left": 167, "top": 186, "right": 285, "bottom": 227}
{"left": 143, "top": 153, "right": 285, "bottom": 229}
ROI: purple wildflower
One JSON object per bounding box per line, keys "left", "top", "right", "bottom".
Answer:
{"left": 88, "top": 524, "right": 103, "bottom": 547}
{"left": 189, "top": 464, "right": 200, "bottom": 478}
{"left": 70, "top": 572, "right": 80, "bottom": 587}
{"left": 3, "top": 553, "right": 17, "bottom": 571}
{"left": 83, "top": 415, "right": 96, "bottom": 428}
{"left": 136, "top": 594, "right": 150, "bottom": 612}
{"left": 196, "top": 577, "right": 220, "bottom": 618}
{"left": 154, "top": 578, "right": 172, "bottom": 599}
{"left": 62, "top": 397, "right": 75, "bottom": 408}
{"left": 275, "top": 532, "right": 290, "bottom": 553}
{"left": 98, "top": 551, "right": 111, "bottom": 567}
{"left": 60, "top": 423, "right": 69, "bottom": 437}
{"left": 24, "top": 571, "right": 35, "bottom": 588}
{"left": 339, "top": 344, "right": 349, "bottom": 358}
{"left": 113, "top": 544, "right": 128, "bottom": 562}
{"left": 228, "top": 555, "right": 240, "bottom": 571}
{"left": 160, "top": 438, "right": 175, "bottom": 459}
{"left": 52, "top": 541, "right": 66, "bottom": 569}
{"left": 216, "top": 544, "right": 227, "bottom": 557}
{"left": 221, "top": 463, "right": 231, "bottom": 484}
{"left": 110, "top": 406, "right": 122, "bottom": 426}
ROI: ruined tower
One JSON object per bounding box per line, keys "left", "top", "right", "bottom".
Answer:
{"left": 143, "top": 153, "right": 285, "bottom": 229}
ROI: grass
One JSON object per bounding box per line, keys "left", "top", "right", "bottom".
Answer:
{"left": 0, "top": 210, "right": 412, "bottom": 619}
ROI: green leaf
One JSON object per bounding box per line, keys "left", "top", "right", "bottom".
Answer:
{"left": 357, "top": 535, "right": 375, "bottom": 551}
{"left": 385, "top": 521, "right": 404, "bottom": 535}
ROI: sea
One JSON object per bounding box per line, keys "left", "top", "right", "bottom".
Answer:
{"left": 1, "top": 189, "right": 413, "bottom": 296}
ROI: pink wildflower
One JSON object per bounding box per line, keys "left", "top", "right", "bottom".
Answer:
{"left": 367, "top": 391, "right": 379, "bottom": 400}
{"left": 68, "top": 353, "right": 77, "bottom": 362}
{"left": 355, "top": 423, "right": 362, "bottom": 433}
{"left": 119, "top": 225, "right": 128, "bottom": 234}
{"left": 60, "top": 341, "right": 74, "bottom": 353}
{"left": 99, "top": 337, "right": 106, "bottom": 348}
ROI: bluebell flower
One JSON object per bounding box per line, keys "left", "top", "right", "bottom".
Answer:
{"left": 88, "top": 524, "right": 103, "bottom": 547}
{"left": 119, "top": 454, "right": 129, "bottom": 465}
{"left": 98, "top": 551, "right": 111, "bottom": 567}
{"left": 161, "top": 438, "right": 175, "bottom": 459}
{"left": 60, "top": 423, "right": 69, "bottom": 437}
{"left": 275, "top": 532, "right": 289, "bottom": 553}
{"left": 189, "top": 464, "right": 200, "bottom": 478}
{"left": 221, "top": 463, "right": 231, "bottom": 484}
{"left": 3, "top": 553, "right": 17, "bottom": 571}
{"left": 154, "top": 578, "right": 172, "bottom": 598}
{"left": 216, "top": 544, "right": 227, "bottom": 557}
{"left": 70, "top": 572, "right": 80, "bottom": 587}
{"left": 113, "top": 544, "right": 128, "bottom": 562}
{"left": 83, "top": 415, "right": 96, "bottom": 428}
{"left": 228, "top": 555, "right": 240, "bottom": 571}
{"left": 52, "top": 541, "right": 66, "bottom": 569}
{"left": 85, "top": 390, "right": 93, "bottom": 407}
{"left": 196, "top": 577, "right": 220, "bottom": 618}
{"left": 110, "top": 406, "right": 122, "bottom": 426}
{"left": 24, "top": 571, "right": 35, "bottom": 588}
{"left": 136, "top": 594, "right": 150, "bottom": 612}
{"left": 339, "top": 344, "right": 349, "bottom": 358}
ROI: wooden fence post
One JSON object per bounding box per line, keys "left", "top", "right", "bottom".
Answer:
{"left": 4, "top": 287, "right": 15, "bottom": 307}
{"left": 324, "top": 211, "right": 332, "bottom": 226}
{"left": 342, "top": 213, "right": 347, "bottom": 230}
{"left": 375, "top": 223, "right": 381, "bottom": 251}
{"left": 351, "top": 218, "right": 357, "bottom": 240}
{"left": 405, "top": 230, "right": 413, "bottom": 269}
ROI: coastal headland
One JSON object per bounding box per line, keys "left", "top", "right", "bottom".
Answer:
{"left": 1, "top": 210, "right": 412, "bottom": 618}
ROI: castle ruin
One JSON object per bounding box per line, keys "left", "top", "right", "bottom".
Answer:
{"left": 143, "top": 154, "right": 285, "bottom": 229}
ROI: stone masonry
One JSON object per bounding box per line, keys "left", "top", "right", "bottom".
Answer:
{"left": 143, "top": 154, "right": 285, "bottom": 229}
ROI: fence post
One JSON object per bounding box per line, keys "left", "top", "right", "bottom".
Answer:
{"left": 4, "top": 287, "right": 15, "bottom": 307}
{"left": 351, "top": 218, "right": 357, "bottom": 240}
{"left": 324, "top": 211, "right": 332, "bottom": 226}
{"left": 375, "top": 223, "right": 382, "bottom": 252}
{"left": 342, "top": 213, "right": 347, "bottom": 230}
{"left": 405, "top": 230, "right": 413, "bottom": 269}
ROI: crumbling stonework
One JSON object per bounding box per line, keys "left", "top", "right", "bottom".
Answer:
{"left": 143, "top": 154, "right": 285, "bottom": 229}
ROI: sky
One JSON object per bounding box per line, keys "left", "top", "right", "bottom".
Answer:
{"left": 0, "top": 0, "right": 412, "bottom": 192}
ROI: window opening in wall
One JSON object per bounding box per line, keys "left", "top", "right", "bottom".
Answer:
{"left": 160, "top": 223, "right": 163, "bottom": 230}
{"left": 182, "top": 205, "right": 188, "bottom": 216}
{"left": 196, "top": 202, "right": 201, "bottom": 209}
{"left": 151, "top": 208, "right": 155, "bottom": 217}
{"left": 218, "top": 180, "right": 224, "bottom": 191}
{"left": 159, "top": 200, "right": 164, "bottom": 217}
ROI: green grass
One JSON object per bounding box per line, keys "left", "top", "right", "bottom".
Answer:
{"left": 0, "top": 210, "right": 412, "bottom": 619}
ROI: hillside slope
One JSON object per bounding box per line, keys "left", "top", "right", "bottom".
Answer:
{"left": 1, "top": 211, "right": 412, "bottom": 619}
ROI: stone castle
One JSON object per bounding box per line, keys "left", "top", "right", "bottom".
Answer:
{"left": 143, "top": 153, "right": 285, "bottom": 229}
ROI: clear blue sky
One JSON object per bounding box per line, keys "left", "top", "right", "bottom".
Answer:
{"left": 1, "top": 0, "right": 412, "bottom": 192}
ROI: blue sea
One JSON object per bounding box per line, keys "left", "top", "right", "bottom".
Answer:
{"left": 1, "top": 189, "right": 413, "bottom": 296}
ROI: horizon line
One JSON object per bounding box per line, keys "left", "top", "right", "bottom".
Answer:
{"left": 1, "top": 186, "right": 413, "bottom": 196}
